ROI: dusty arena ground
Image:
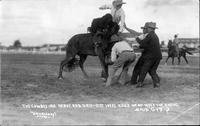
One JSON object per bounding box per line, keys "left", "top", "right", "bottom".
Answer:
{"left": 1, "top": 53, "right": 200, "bottom": 125}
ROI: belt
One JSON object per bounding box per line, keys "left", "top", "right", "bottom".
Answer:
{"left": 121, "top": 50, "right": 134, "bottom": 53}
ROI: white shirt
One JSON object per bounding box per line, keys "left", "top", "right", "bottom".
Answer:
{"left": 99, "top": 4, "right": 125, "bottom": 32}
{"left": 174, "top": 38, "right": 183, "bottom": 48}
{"left": 173, "top": 38, "right": 179, "bottom": 44}
{"left": 111, "top": 41, "right": 133, "bottom": 62}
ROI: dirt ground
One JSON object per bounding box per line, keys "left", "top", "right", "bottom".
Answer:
{"left": 1, "top": 53, "right": 199, "bottom": 125}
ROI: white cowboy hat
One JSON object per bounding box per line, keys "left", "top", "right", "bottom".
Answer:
{"left": 112, "top": 0, "right": 126, "bottom": 6}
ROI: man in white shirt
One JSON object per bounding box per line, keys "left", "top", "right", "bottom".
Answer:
{"left": 99, "top": 0, "right": 126, "bottom": 33}
{"left": 106, "top": 40, "right": 136, "bottom": 87}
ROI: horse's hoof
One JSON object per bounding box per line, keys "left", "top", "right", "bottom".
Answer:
{"left": 101, "top": 78, "right": 107, "bottom": 82}
{"left": 58, "top": 76, "right": 64, "bottom": 80}
{"left": 83, "top": 77, "right": 88, "bottom": 81}
{"left": 136, "top": 82, "right": 144, "bottom": 88}
{"left": 105, "top": 84, "right": 111, "bottom": 87}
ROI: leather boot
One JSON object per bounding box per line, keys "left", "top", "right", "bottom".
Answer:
{"left": 106, "top": 77, "right": 112, "bottom": 87}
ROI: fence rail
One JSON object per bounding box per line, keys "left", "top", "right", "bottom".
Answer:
{"left": 0, "top": 49, "right": 199, "bottom": 57}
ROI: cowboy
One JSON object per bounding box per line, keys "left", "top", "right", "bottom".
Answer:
{"left": 127, "top": 22, "right": 162, "bottom": 88}
{"left": 106, "top": 40, "right": 136, "bottom": 87}
{"left": 172, "top": 34, "right": 180, "bottom": 56}
{"left": 124, "top": 24, "right": 148, "bottom": 84}
{"left": 99, "top": 0, "right": 126, "bottom": 33}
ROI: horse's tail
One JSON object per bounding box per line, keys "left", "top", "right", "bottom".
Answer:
{"left": 63, "top": 48, "right": 79, "bottom": 72}
{"left": 63, "top": 57, "right": 79, "bottom": 72}
{"left": 183, "top": 48, "right": 193, "bottom": 55}
{"left": 63, "top": 37, "right": 79, "bottom": 72}
{"left": 185, "top": 50, "right": 193, "bottom": 55}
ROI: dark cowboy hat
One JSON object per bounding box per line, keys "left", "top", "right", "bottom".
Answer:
{"left": 174, "top": 34, "right": 178, "bottom": 37}
{"left": 141, "top": 22, "right": 158, "bottom": 29}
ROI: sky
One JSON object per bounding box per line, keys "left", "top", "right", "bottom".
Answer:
{"left": 0, "top": 0, "right": 199, "bottom": 46}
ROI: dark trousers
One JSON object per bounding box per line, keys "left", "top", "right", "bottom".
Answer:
{"left": 131, "top": 58, "right": 161, "bottom": 84}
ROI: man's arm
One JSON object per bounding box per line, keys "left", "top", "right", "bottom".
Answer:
{"left": 124, "top": 23, "right": 142, "bottom": 36}
{"left": 111, "top": 45, "right": 117, "bottom": 62}
{"left": 119, "top": 10, "right": 125, "bottom": 32}
{"left": 136, "top": 33, "right": 151, "bottom": 49}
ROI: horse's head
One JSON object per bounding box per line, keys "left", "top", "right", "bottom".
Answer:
{"left": 93, "top": 22, "right": 119, "bottom": 52}
{"left": 93, "top": 31, "right": 116, "bottom": 53}
{"left": 93, "top": 32, "right": 106, "bottom": 47}
{"left": 107, "top": 22, "right": 120, "bottom": 37}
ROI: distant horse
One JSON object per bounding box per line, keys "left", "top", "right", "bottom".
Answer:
{"left": 58, "top": 22, "right": 119, "bottom": 80}
{"left": 165, "top": 40, "right": 193, "bottom": 65}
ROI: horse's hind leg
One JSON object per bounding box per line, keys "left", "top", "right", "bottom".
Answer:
{"left": 183, "top": 55, "right": 189, "bottom": 64}
{"left": 58, "top": 56, "right": 74, "bottom": 79}
{"left": 165, "top": 56, "right": 170, "bottom": 65}
{"left": 79, "top": 54, "right": 88, "bottom": 78}
{"left": 178, "top": 56, "right": 181, "bottom": 65}
{"left": 58, "top": 58, "right": 69, "bottom": 79}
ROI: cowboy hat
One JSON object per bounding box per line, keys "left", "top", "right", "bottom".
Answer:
{"left": 141, "top": 22, "right": 158, "bottom": 29}
{"left": 112, "top": 0, "right": 126, "bottom": 6}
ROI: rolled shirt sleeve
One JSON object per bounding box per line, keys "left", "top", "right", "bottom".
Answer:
{"left": 137, "top": 33, "right": 148, "bottom": 40}
{"left": 119, "top": 10, "right": 125, "bottom": 32}
{"left": 111, "top": 45, "right": 117, "bottom": 62}
{"left": 136, "top": 33, "right": 151, "bottom": 49}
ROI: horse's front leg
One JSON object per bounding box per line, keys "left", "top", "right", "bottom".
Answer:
{"left": 101, "top": 64, "right": 108, "bottom": 79}
{"left": 165, "top": 56, "right": 170, "bottom": 65}
{"left": 101, "top": 54, "right": 112, "bottom": 78}
{"left": 98, "top": 53, "right": 108, "bottom": 81}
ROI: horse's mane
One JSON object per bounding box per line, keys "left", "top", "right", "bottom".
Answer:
{"left": 89, "top": 13, "right": 119, "bottom": 37}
